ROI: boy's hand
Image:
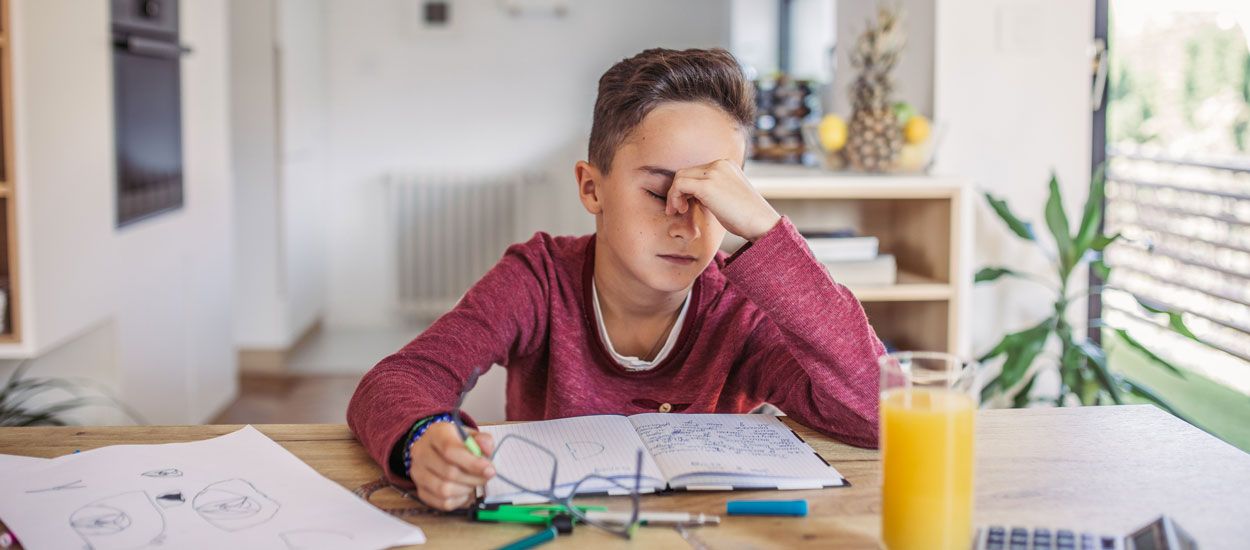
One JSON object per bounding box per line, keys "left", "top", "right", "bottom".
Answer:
{"left": 666, "top": 159, "right": 781, "bottom": 241}
{"left": 407, "top": 422, "right": 496, "bottom": 510}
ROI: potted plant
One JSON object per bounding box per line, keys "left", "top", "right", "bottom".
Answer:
{"left": 0, "top": 363, "right": 141, "bottom": 426}
{"left": 976, "top": 168, "right": 1197, "bottom": 418}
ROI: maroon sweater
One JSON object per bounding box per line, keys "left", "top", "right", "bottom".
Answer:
{"left": 347, "top": 217, "right": 885, "bottom": 486}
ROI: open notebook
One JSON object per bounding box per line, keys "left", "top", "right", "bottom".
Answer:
{"left": 479, "top": 414, "right": 846, "bottom": 505}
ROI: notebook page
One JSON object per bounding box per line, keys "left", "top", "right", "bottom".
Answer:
{"left": 628, "top": 414, "right": 843, "bottom": 488}
{"left": 480, "top": 415, "right": 666, "bottom": 503}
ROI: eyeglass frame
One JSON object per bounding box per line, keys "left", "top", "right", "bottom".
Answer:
{"left": 451, "top": 367, "right": 646, "bottom": 539}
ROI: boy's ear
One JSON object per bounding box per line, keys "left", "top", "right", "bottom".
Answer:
{"left": 574, "top": 160, "right": 604, "bottom": 215}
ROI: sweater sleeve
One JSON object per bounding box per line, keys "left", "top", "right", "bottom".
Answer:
{"left": 346, "top": 238, "right": 551, "bottom": 487}
{"left": 720, "top": 217, "right": 885, "bottom": 448}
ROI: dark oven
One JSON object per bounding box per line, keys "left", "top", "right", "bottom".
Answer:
{"left": 111, "top": 0, "right": 191, "bottom": 227}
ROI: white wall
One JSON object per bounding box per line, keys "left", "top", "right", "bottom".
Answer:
{"left": 230, "top": 0, "right": 327, "bottom": 350}
{"left": 0, "top": 0, "right": 236, "bottom": 424}
{"left": 322, "top": 0, "right": 733, "bottom": 328}
{"left": 933, "top": 0, "right": 1095, "bottom": 355}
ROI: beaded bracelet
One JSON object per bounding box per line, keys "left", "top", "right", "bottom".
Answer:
{"left": 401, "top": 413, "right": 454, "bottom": 475}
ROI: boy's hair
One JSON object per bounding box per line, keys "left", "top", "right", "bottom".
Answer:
{"left": 589, "top": 48, "right": 756, "bottom": 174}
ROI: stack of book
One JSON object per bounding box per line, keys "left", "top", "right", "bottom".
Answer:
{"left": 802, "top": 230, "right": 897, "bottom": 286}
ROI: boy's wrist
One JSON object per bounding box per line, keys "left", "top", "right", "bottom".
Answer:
{"left": 743, "top": 212, "right": 783, "bottom": 242}
{"left": 391, "top": 413, "right": 454, "bottom": 476}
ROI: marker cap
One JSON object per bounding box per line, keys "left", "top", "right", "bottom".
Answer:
{"left": 726, "top": 499, "right": 808, "bottom": 517}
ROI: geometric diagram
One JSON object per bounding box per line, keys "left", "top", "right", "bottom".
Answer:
{"left": 192, "top": 479, "right": 280, "bottom": 532}
{"left": 564, "top": 441, "right": 606, "bottom": 461}
{"left": 26, "top": 479, "right": 86, "bottom": 493}
{"left": 69, "top": 491, "right": 165, "bottom": 550}
{"left": 141, "top": 469, "right": 183, "bottom": 478}
{"left": 155, "top": 491, "right": 185, "bottom": 508}
{"left": 280, "top": 529, "right": 354, "bottom": 549}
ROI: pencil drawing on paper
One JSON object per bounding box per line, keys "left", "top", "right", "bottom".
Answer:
{"left": 564, "top": 441, "right": 606, "bottom": 460}
{"left": 141, "top": 468, "right": 183, "bottom": 478}
{"left": 192, "top": 479, "right": 280, "bottom": 531}
{"left": 280, "top": 529, "right": 354, "bottom": 549}
{"left": 155, "top": 491, "right": 184, "bottom": 508}
{"left": 69, "top": 491, "right": 165, "bottom": 550}
{"left": 26, "top": 479, "right": 86, "bottom": 493}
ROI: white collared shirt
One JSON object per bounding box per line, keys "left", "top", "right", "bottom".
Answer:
{"left": 591, "top": 281, "right": 690, "bottom": 371}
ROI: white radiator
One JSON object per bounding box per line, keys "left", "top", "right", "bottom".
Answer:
{"left": 388, "top": 172, "right": 531, "bottom": 320}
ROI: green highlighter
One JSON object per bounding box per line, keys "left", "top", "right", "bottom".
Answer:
{"left": 475, "top": 504, "right": 608, "bottom": 526}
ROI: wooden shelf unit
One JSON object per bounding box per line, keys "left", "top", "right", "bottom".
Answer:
{"left": 746, "top": 162, "right": 972, "bottom": 355}
{"left": 0, "top": 0, "right": 19, "bottom": 343}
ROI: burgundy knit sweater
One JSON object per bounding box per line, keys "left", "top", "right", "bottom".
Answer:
{"left": 347, "top": 217, "right": 885, "bottom": 487}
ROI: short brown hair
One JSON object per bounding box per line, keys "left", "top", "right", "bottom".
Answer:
{"left": 589, "top": 48, "right": 756, "bottom": 173}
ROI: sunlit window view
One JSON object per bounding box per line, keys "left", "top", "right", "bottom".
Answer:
{"left": 1104, "top": 0, "right": 1250, "bottom": 447}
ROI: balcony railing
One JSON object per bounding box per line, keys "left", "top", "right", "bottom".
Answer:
{"left": 1103, "top": 147, "right": 1250, "bottom": 391}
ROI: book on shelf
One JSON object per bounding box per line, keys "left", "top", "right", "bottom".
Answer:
{"left": 800, "top": 229, "right": 879, "bottom": 263}
{"left": 823, "top": 254, "right": 897, "bottom": 286}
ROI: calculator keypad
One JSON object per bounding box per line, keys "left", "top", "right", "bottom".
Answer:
{"left": 975, "top": 525, "right": 1120, "bottom": 550}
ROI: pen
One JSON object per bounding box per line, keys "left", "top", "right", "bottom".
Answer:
{"left": 496, "top": 526, "right": 557, "bottom": 550}
{"left": 451, "top": 368, "right": 485, "bottom": 457}
{"left": 584, "top": 510, "right": 720, "bottom": 526}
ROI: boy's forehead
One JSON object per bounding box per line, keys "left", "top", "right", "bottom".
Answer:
{"left": 617, "top": 102, "right": 746, "bottom": 172}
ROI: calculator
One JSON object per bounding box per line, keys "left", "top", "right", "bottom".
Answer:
{"left": 974, "top": 526, "right": 1122, "bottom": 550}
{"left": 975, "top": 516, "right": 1197, "bottom": 550}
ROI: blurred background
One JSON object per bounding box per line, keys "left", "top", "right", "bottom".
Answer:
{"left": 0, "top": 0, "right": 1247, "bottom": 452}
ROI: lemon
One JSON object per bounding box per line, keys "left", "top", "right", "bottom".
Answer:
{"left": 818, "top": 115, "right": 848, "bottom": 152}
{"left": 904, "top": 115, "right": 931, "bottom": 144}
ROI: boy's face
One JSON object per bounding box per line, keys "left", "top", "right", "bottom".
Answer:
{"left": 576, "top": 101, "right": 746, "bottom": 295}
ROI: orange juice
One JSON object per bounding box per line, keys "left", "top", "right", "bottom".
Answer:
{"left": 881, "top": 387, "right": 975, "bottom": 550}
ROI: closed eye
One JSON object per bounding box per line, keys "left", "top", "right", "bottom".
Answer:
{"left": 645, "top": 190, "right": 666, "bottom": 201}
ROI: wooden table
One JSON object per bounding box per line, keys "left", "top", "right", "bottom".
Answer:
{"left": 2, "top": 405, "right": 1248, "bottom": 549}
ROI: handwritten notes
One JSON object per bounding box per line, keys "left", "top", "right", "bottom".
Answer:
{"left": 629, "top": 414, "right": 844, "bottom": 487}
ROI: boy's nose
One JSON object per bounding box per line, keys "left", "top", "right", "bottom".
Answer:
{"left": 668, "top": 199, "right": 702, "bottom": 241}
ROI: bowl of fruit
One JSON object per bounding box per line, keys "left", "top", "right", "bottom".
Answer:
{"left": 802, "top": 101, "right": 940, "bottom": 174}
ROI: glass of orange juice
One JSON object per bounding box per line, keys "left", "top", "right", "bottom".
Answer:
{"left": 878, "top": 351, "right": 979, "bottom": 550}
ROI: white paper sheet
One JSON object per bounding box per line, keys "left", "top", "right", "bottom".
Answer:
{"left": 480, "top": 415, "right": 666, "bottom": 503}
{"left": 0, "top": 453, "right": 47, "bottom": 468}
{"left": 0, "top": 426, "right": 424, "bottom": 549}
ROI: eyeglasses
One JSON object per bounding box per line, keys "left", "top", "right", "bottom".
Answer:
{"left": 452, "top": 368, "right": 644, "bottom": 539}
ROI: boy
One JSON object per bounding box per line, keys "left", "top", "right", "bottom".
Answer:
{"left": 348, "top": 48, "right": 885, "bottom": 511}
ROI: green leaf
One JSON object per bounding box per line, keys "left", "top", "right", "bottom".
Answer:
{"left": 975, "top": 267, "right": 1020, "bottom": 283}
{"left": 1012, "top": 376, "right": 1038, "bottom": 408}
{"left": 1134, "top": 297, "right": 1201, "bottom": 342}
{"left": 995, "top": 321, "right": 1053, "bottom": 391}
{"left": 977, "top": 317, "right": 1053, "bottom": 364}
{"left": 1091, "top": 258, "right": 1111, "bottom": 280}
{"left": 1122, "top": 378, "right": 1187, "bottom": 421}
{"left": 984, "top": 192, "right": 1036, "bottom": 242}
{"left": 1044, "top": 172, "right": 1077, "bottom": 276}
{"left": 979, "top": 377, "right": 1002, "bottom": 403}
{"left": 1076, "top": 340, "right": 1124, "bottom": 404}
{"left": 1074, "top": 165, "right": 1107, "bottom": 256}
{"left": 1091, "top": 231, "right": 1122, "bottom": 252}
{"left": 1111, "top": 328, "right": 1186, "bottom": 378}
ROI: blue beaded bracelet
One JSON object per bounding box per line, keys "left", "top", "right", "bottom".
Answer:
{"left": 402, "top": 413, "right": 454, "bottom": 475}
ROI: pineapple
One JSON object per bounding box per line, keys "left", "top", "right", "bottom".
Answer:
{"left": 843, "top": 5, "right": 906, "bottom": 172}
